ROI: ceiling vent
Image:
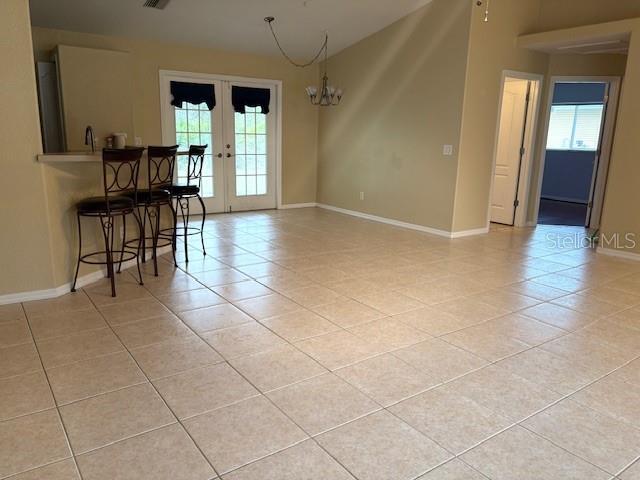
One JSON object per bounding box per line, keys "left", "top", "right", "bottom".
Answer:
{"left": 143, "top": 0, "right": 171, "bottom": 9}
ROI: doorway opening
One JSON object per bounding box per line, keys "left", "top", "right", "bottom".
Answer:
{"left": 534, "top": 76, "right": 621, "bottom": 229}
{"left": 159, "top": 70, "right": 282, "bottom": 214}
{"left": 489, "top": 72, "right": 543, "bottom": 227}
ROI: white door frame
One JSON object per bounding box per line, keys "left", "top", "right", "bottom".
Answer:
{"left": 159, "top": 69, "right": 283, "bottom": 210}
{"left": 487, "top": 70, "right": 544, "bottom": 228}
{"left": 531, "top": 75, "right": 621, "bottom": 229}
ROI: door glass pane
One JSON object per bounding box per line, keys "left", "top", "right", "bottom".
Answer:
{"left": 235, "top": 134, "right": 246, "bottom": 154}
{"left": 177, "top": 156, "right": 188, "bottom": 178}
{"left": 256, "top": 155, "right": 267, "bottom": 175}
{"left": 233, "top": 103, "right": 268, "bottom": 197}
{"left": 256, "top": 135, "right": 266, "bottom": 155}
{"left": 257, "top": 175, "right": 267, "bottom": 195}
{"left": 235, "top": 112, "right": 245, "bottom": 133}
{"left": 246, "top": 176, "right": 257, "bottom": 195}
{"left": 236, "top": 156, "right": 246, "bottom": 175}
{"left": 246, "top": 155, "right": 256, "bottom": 175}
{"left": 201, "top": 177, "right": 214, "bottom": 197}
{"left": 256, "top": 115, "right": 266, "bottom": 134}
{"left": 202, "top": 155, "right": 213, "bottom": 177}
{"left": 173, "top": 93, "right": 215, "bottom": 197}
{"left": 236, "top": 176, "right": 246, "bottom": 196}
{"left": 199, "top": 111, "right": 211, "bottom": 132}
{"left": 245, "top": 112, "right": 255, "bottom": 134}
{"left": 246, "top": 135, "right": 256, "bottom": 155}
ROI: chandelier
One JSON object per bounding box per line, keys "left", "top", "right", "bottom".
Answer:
{"left": 265, "top": 16, "right": 343, "bottom": 106}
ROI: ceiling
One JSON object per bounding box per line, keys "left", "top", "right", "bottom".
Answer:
{"left": 29, "top": 0, "right": 432, "bottom": 58}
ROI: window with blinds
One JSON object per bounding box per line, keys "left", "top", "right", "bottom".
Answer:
{"left": 546, "top": 104, "right": 604, "bottom": 151}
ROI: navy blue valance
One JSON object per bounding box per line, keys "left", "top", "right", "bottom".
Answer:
{"left": 170, "top": 81, "right": 216, "bottom": 110}
{"left": 232, "top": 86, "right": 270, "bottom": 114}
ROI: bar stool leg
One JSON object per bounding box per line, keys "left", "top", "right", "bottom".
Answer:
{"left": 184, "top": 198, "right": 190, "bottom": 262}
{"left": 132, "top": 210, "right": 145, "bottom": 286}
{"left": 152, "top": 204, "right": 161, "bottom": 276}
{"left": 196, "top": 194, "right": 207, "bottom": 256}
{"left": 100, "top": 215, "right": 116, "bottom": 297}
{"left": 71, "top": 212, "right": 83, "bottom": 293}
{"left": 117, "top": 213, "right": 127, "bottom": 274}
{"left": 168, "top": 201, "right": 179, "bottom": 268}
{"left": 178, "top": 198, "right": 189, "bottom": 263}
{"left": 141, "top": 205, "right": 148, "bottom": 264}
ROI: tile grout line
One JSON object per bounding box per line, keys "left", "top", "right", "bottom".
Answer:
{"left": 79, "top": 288, "right": 224, "bottom": 480}
{"left": 139, "top": 268, "right": 366, "bottom": 479}
{"left": 615, "top": 454, "right": 640, "bottom": 478}
{"left": 9, "top": 215, "right": 640, "bottom": 479}
{"left": 16, "top": 302, "right": 85, "bottom": 480}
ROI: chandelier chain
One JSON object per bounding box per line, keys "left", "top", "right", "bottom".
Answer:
{"left": 265, "top": 17, "right": 328, "bottom": 68}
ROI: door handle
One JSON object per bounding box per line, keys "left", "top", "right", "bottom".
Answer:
{"left": 226, "top": 153, "right": 234, "bottom": 158}
{"left": 216, "top": 153, "right": 223, "bottom": 158}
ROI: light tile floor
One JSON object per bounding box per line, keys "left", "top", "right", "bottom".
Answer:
{"left": 2, "top": 207, "right": 640, "bottom": 479}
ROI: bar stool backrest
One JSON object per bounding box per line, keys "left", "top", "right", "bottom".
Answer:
{"left": 102, "top": 147, "right": 144, "bottom": 211}
{"left": 147, "top": 145, "right": 179, "bottom": 191}
{"left": 186, "top": 145, "right": 207, "bottom": 188}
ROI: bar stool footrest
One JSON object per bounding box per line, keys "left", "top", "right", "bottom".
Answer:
{"left": 78, "top": 250, "right": 139, "bottom": 266}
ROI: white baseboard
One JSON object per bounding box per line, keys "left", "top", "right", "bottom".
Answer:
{"left": 596, "top": 246, "right": 640, "bottom": 262}
{"left": 316, "top": 203, "right": 488, "bottom": 239}
{"left": 0, "top": 246, "right": 173, "bottom": 306}
{"left": 450, "top": 227, "right": 491, "bottom": 238}
{"left": 279, "top": 203, "right": 318, "bottom": 209}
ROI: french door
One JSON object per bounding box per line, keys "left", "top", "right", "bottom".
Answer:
{"left": 224, "top": 81, "right": 277, "bottom": 212}
{"left": 160, "top": 72, "right": 278, "bottom": 213}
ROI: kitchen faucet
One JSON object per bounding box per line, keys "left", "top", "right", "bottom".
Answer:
{"left": 85, "top": 126, "right": 95, "bottom": 152}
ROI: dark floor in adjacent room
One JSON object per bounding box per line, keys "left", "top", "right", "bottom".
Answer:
{"left": 538, "top": 199, "right": 588, "bottom": 227}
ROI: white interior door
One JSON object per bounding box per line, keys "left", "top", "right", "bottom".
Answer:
{"left": 222, "top": 81, "right": 277, "bottom": 212}
{"left": 161, "top": 75, "right": 225, "bottom": 213}
{"left": 491, "top": 79, "right": 530, "bottom": 225}
{"left": 585, "top": 82, "right": 610, "bottom": 228}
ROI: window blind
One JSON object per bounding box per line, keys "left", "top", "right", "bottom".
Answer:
{"left": 546, "top": 104, "right": 604, "bottom": 151}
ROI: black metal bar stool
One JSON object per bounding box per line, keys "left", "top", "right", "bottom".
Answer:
{"left": 167, "top": 145, "right": 208, "bottom": 263}
{"left": 71, "top": 148, "right": 145, "bottom": 297}
{"left": 126, "top": 145, "right": 179, "bottom": 276}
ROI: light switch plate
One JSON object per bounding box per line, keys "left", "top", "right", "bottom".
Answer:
{"left": 443, "top": 145, "right": 454, "bottom": 156}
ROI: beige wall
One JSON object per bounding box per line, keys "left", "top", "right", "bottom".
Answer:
{"left": 597, "top": 23, "right": 640, "bottom": 254}
{"left": 452, "top": 0, "right": 548, "bottom": 232}
{"left": 538, "top": 0, "right": 640, "bottom": 31}
{"left": 316, "top": 0, "right": 472, "bottom": 231}
{"left": 0, "top": 0, "right": 55, "bottom": 295}
{"left": 32, "top": 27, "right": 320, "bottom": 206}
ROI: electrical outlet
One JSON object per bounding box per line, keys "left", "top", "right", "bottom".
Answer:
{"left": 443, "top": 145, "right": 454, "bottom": 156}
{"left": 359, "top": 192, "right": 365, "bottom": 201}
